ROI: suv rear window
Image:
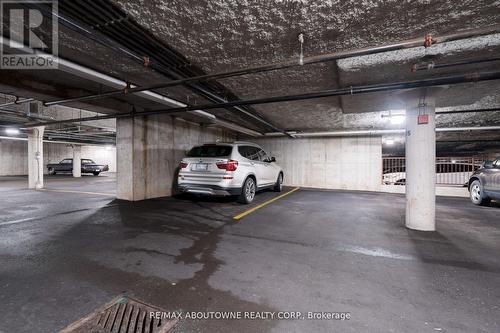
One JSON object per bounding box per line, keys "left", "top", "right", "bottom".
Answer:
{"left": 186, "top": 145, "right": 232, "bottom": 157}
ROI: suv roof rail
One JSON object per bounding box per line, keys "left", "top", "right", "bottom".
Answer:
{"left": 201, "top": 141, "right": 258, "bottom": 146}
{"left": 233, "top": 141, "right": 258, "bottom": 145}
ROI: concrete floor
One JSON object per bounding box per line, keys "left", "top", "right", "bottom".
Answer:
{"left": 0, "top": 175, "right": 499, "bottom": 332}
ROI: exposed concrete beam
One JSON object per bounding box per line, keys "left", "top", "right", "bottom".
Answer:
{"left": 264, "top": 126, "right": 500, "bottom": 138}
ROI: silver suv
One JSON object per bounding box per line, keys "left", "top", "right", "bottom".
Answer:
{"left": 468, "top": 157, "right": 500, "bottom": 205}
{"left": 178, "top": 142, "right": 284, "bottom": 203}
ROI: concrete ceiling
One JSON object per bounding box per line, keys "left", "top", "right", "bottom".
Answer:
{"left": 113, "top": 0, "right": 500, "bottom": 71}
{"left": 0, "top": 0, "right": 499, "bottom": 153}
{"left": 111, "top": 0, "right": 500, "bottom": 128}
{"left": 108, "top": 0, "right": 500, "bottom": 154}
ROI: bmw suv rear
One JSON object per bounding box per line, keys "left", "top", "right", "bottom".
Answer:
{"left": 178, "top": 142, "right": 283, "bottom": 203}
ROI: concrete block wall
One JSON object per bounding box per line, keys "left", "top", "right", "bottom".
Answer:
{"left": 116, "top": 115, "right": 233, "bottom": 201}
{"left": 0, "top": 139, "right": 116, "bottom": 176}
{"left": 255, "top": 136, "right": 383, "bottom": 192}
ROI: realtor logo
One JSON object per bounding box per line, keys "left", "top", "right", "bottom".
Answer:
{"left": 0, "top": 0, "right": 58, "bottom": 69}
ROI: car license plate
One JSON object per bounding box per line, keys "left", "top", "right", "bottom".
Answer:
{"left": 193, "top": 163, "right": 208, "bottom": 171}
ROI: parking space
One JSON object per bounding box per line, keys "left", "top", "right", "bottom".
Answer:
{"left": 40, "top": 173, "right": 117, "bottom": 196}
{"left": 1, "top": 183, "right": 499, "bottom": 332}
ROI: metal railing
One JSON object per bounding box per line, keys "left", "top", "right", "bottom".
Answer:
{"left": 382, "top": 157, "right": 486, "bottom": 186}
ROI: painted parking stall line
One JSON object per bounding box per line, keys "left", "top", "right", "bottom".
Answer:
{"left": 38, "top": 188, "right": 115, "bottom": 197}
{"left": 233, "top": 187, "right": 300, "bottom": 221}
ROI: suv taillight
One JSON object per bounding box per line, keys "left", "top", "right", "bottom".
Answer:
{"left": 216, "top": 160, "right": 238, "bottom": 171}
{"left": 180, "top": 162, "right": 188, "bottom": 169}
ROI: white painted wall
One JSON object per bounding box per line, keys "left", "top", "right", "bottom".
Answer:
{"left": 255, "top": 136, "right": 383, "bottom": 192}
{"left": 0, "top": 139, "right": 28, "bottom": 176}
{"left": 0, "top": 139, "right": 116, "bottom": 175}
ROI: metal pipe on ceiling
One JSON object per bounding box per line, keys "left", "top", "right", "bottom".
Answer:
{"left": 0, "top": 98, "right": 34, "bottom": 108}
{"left": 19, "top": 70, "right": 500, "bottom": 128}
{"left": 380, "top": 108, "right": 500, "bottom": 118}
{"left": 436, "top": 108, "right": 500, "bottom": 114}
{"left": 436, "top": 126, "right": 500, "bottom": 132}
{"left": 265, "top": 126, "right": 500, "bottom": 138}
{"left": 292, "top": 129, "right": 406, "bottom": 137}
{"left": 412, "top": 57, "right": 500, "bottom": 72}
{"left": 0, "top": 135, "right": 114, "bottom": 146}
{"left": 42, "top": 25, "right": 500, "bottom": 107}
{"left": 434, "top": 139, "right": 500, "bottom": 143}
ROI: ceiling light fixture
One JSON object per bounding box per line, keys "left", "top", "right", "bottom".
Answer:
{"left": 5, "top": 128, "right": 20, "bottom": 135}
{"left": 384, "top": 138, "right": 395, "bottom": 145}
{"left": 390, "top": 114, "right": 406, "bottom": 125}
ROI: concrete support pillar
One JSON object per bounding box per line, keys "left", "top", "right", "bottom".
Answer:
{"left": 116, "top": 115, "right": 174, "bottom": 201}
{"left": 27, "top": 126, "right": 45, "bottom": 189}
{"left": 405, "top": 93, "right": 436, "bottom": 231}
{"left": 72, "top": 145, "right": 81, "bottom": 178}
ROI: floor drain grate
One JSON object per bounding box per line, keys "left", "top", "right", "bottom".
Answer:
{"left": 60, "top": 295, "right": 178, "bottom": 333}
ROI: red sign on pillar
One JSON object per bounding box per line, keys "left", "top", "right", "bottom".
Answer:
{"left": 418, "top": 114, "right": 429, "bottom": 124}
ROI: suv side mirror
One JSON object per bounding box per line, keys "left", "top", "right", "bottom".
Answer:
{"left": 270, "top": 157, "right": 276, "bottom": 163}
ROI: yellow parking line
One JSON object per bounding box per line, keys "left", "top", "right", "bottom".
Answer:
{"left": 233, "top": 187, "right": 300, "bottom": 221}
{"left": 38, "top": 188, "right": 115, "bottom": 197}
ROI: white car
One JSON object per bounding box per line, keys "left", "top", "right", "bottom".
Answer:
{"left": 178, "top": 142, "right": 284, "bottom": 203}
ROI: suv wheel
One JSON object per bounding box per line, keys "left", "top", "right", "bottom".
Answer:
{"left": 238, "top": 177, "right": 256, "bottom": 204}
{"left": 470, "top": 180, "right": 490, "bottom": 206}
{"left": 273, "top": 173, "right": 283, "bottom": 192}
{"left": 93, "top": 172, "right": 100, "bottom": 176}
{"left": 48, "top": 167, "right": 56, "bottom": 175}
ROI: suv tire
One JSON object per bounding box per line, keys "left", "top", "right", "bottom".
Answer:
{"left": 470, "top": 180, "right": 490, "bottom": 206}
{"left": 238, "top": 177, "right": 256, "bottom": 204}
{"left": 273, "top": 173, "right": 283, "bottom": 192}
{"left": 48, "top": 167, "right": 56, "bottom": 175}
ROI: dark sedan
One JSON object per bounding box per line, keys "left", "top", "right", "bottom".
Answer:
{"left": 468, "top": 157, "right": 500, "bottom": 205}
{"left": 47, "top": 158, "right": 109, "bottom": 176}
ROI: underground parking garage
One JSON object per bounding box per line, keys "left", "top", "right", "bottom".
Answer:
{"left": 1, "top": 1, "right": 500, "bottom": 332}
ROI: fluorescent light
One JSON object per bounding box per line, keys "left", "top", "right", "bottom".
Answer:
{"left": 105, "top": 145, "right": 113, "bottom": 151}
{"left": 5, "top": 128, "right": 20, "bottom": 135}
{"left": 390, "top": 114, "right": 406, "bottom": 125}
{"left": 384, "top": 138, "right": 395, "bottom": 145}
